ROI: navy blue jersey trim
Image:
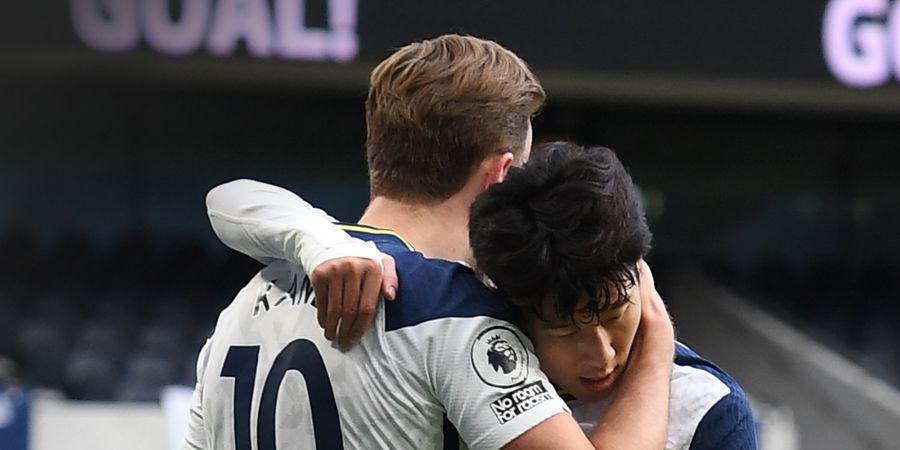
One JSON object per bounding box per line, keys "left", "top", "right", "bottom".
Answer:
{"left": 337, "top": 223, "right": 414, "bottom": 250}
{"left": 674, "top": 343, "right": 730, "bottom": 380}
{"left": 442, "top": 414, "right": 460, "bottom": 450}
{"left": 674, "top": 342, "right": 743, "bottom": 400}
{"left": 383, "top": 250, "right": 514, "bottom": 330}
{"left": 676, "top": 342, "right": 758, "bottom": 450}
{"left": 342, "top": 227, "right": 516, "bottom": 331}
{"left": 689, "top": 391, "right": 758, "bottom": 450}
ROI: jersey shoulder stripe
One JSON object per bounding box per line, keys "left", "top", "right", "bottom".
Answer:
{"left": 673, "top": 342, "right": 757, "bottom": 450}
{"left": 674, "top": 342, "right": 742, "bottom": 400}
{"left": 342, "top": 226, "right": 515, "bottom": 331}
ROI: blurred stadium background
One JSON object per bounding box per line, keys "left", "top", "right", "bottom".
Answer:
{"left": 2, "top": 1, "right": 900, "bottom": 449}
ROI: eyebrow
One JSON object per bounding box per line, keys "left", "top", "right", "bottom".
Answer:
{"left": 604, "top": 301, "right": 630, "bottom": 312}
{"left": 534, "top": 286, "right": 634, "bottom": 328}
{"left": 541, "top": 320, "right": 575, "bottom": 330}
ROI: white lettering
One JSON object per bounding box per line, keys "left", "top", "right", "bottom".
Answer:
{"left": 491, "top": 382, "right": 551, "bottom": 424}
{"left": 327, "top": 0, "right": 358, "bottom": 62}
{"left": 891, "top": 2, "right": 900, "bottom": 77}
{"left": 493, "top": 397, "right": 513, "bottom": 411}
{"left": 497, "top": 409, "right": 516, "bottom": 423}
{"left": 70, "top": 0, "right": 359, "bottom": 62}
{"left": 512, "top": 384, "right": 541, "bottom": 401}
{"left": 823, "top": 0, "right": 890, "bottom": 87}
{"left": 143, "top": 0, "right": 210, "bottom": 55}
{"left": 207, "top": 0, "right": 274, "bottom": 57}
{"left": 516, "top": 393, "right": 552, "bottom": 413}
{"left": 275, "top": 0, "right": 329, "bottom": 59}
{"left": 70, "top": 0, "right": 140, "bottom": 52}
{"left": 275, "top": 0, "right": 358, "bottom": 61}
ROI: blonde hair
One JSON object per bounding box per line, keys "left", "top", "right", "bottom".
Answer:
{"left": 366, "top": 34, "right": 545, "bottom": 203}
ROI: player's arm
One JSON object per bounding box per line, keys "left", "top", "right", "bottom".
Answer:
{"left": 502, "top": 413, "right": 600, "bottom": 450}
{"left": 428, "top": 317, "right": 608, "bottom": 450}
{"left": 427, "top": 266, "right": 671, "bottom": 450}
{"left": 206, "top": 179, "right": 397, "bottom": 346}
{"left": 206, "top": 178, "right": 372, "bottom": 267}
{"left": 584, "top": 259, "right": 673, "bottom": 449}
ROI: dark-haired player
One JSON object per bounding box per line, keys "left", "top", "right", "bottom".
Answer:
{"left": 208, "top": 142, "right": 756, "bottom": 449}
{"left": 470, "top": 142, "right": 758, "bottom": 450}
{"left": 187, "top": 34, "right": 673, "bottom": 450}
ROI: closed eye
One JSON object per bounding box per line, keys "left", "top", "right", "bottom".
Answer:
{"left": 600, "top": 314, "right": 623, "bottom": 325}
{"left": 545, "top": 325, "right": 578, "bottom": 337}
{"left": 599, "top": 303, "right": 629, "bottom": 325}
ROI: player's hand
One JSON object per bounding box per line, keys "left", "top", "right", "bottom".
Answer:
{"left": 311, "top": 254, "right": 398, "bottom": 350}
{"left": 592, "top": 260, "right": 673, "bottom": 450}
{"left": 633, "top": 259, "right": 675, "bottom": 364}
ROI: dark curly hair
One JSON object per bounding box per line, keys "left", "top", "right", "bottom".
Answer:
{"left": 469, "top": 142, "right": 652, "bottom": 324}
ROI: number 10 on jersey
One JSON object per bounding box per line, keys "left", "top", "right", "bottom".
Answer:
{"left": 221, "top": 339, "right": 344, "bottom": 449}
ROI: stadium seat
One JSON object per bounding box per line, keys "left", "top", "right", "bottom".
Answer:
{"left": 0, "top": 292, "right": 20, "bottom": 356}
{"left": 117, "top": 351, "right": 180, "bottom": 402}
{"left": 136, "top": 322, "right": 187, "bottom": 361}
{"left": 16, "top": 318, "right": 70, "bottom": 388}
{"left": 75, "top": 320, "right": 132, "bottom": 361}
{"left": 115, "top": 380, "right": 164, "bottom": 403}
{"left": 64, "top": 349, "right": 121, "bottom": 400}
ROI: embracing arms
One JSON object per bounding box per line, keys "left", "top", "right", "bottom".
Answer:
{"left": 205, "top": 179, "right": 674, "bottom": 449}
{"left": 207, "top": 179, "right": 397, "bottom": 346}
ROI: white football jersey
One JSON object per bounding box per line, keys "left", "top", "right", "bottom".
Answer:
{"left": 185, "top": 228, "right": 568, "bottom": 450}
{"left": 568, "top": 342, "right": 757, "bottom": 450}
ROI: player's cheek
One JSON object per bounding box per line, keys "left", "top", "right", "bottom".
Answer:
{"left": 534, "top": 336, "right": 572, "bottom": 379}
{"left": 616, "top": 313, "right": 641, "bottom": 360}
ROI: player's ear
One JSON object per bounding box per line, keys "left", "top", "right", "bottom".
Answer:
{"left": 482, "top": 151, "right": 515, "bottom": 191}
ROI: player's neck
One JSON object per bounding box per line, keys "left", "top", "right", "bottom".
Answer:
{"left": 359, "top": 195, "right": 475, "bottom": 265}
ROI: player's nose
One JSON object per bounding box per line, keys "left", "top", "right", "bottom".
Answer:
{"left": 579, "top": 326, "right": 616, "bottom": 369}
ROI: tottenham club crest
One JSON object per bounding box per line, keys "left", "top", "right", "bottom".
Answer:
{"left": 472, "top": 326, "right": 528, "bottom": 387}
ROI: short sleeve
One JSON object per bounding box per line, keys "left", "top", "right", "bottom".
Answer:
{"left": 398, "top": 316, "right": 569, "bottom": 450}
